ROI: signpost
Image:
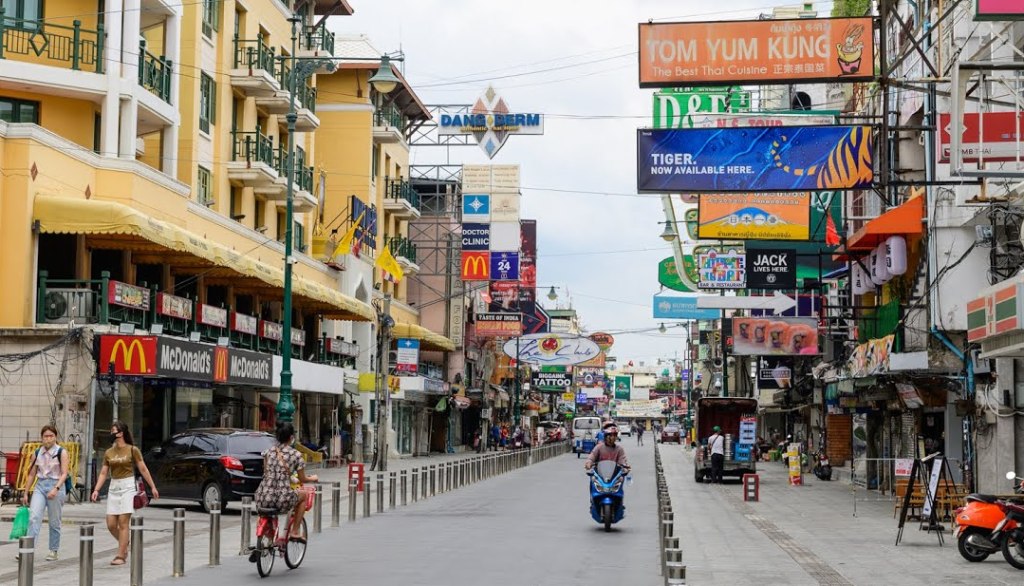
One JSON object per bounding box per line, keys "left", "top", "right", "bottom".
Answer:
{"left": 695, "top": 292, "right": 796, "bottom": 313}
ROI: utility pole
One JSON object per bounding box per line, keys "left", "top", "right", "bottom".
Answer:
{"left": 375, "top": 295, "right": 392, "bottom": 470}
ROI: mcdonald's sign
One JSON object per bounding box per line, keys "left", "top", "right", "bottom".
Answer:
{"left": 99, "top": 335, "right": 157, "bottom": 376}
{"left": 461, "top": 251, "right": 490, "bottom": 281}
{"left": 213, "top": 346, "right": 229, "bottom": 383}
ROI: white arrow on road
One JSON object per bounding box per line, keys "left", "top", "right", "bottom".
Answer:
{"left": 696, "top": 292, "right": 797, "bottom": 314}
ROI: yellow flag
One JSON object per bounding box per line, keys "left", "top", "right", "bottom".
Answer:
{"left": 330, "top": 211, "right": 365, "bottom": 260}
{"left": 375, "top": 244, "right": 405, "bottom": 283}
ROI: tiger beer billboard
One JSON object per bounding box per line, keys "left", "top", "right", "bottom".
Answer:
{"left": 638, "top": 17, "right": 874, "bottom": 87}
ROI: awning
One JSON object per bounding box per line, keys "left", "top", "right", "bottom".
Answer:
{"left": 33, "top": 196, "right": 375, "bottom": 322}
{"left": 392, "top": 322, "right": 456, "bottom": 352}
{"left": 846, "top": 196, "right": 924, "bottom": 251}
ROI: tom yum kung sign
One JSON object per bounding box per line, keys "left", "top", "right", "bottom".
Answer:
{"left": 638, "top": 17, "right": 874, "bottom": 87}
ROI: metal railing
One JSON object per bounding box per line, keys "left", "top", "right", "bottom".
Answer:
{"left": 138, "top": 40, "right": 172, "bottom": 103}
{"left": 303, "top": 23, "right": 335, "bottom": 55}
{"left": 374, "top": 104, "right": 404, "bottom": 128}
{"left": 0, "top": 10, "right": 104, "bottom": 73}
{"left": 232, "top": 128, "right": 275, "bottom": 167}
{"left": 386, "top": 235, "right": 417, "bottom": 264}
{"left": 233, "top": 37, "right": 276, "bottom": 76}
{"left": 386, "top": 178, "right": 421, "bottom": 211}
{"left": 274, "top": 147, "right": 314, "bottom": 193}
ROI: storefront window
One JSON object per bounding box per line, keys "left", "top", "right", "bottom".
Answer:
{"left": 174, "top": 386, "right": 215, "bottom": 432}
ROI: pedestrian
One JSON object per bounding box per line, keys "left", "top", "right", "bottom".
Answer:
{"left": 90, "top": 421, "right": 160, "bottom": 566}
{"left": 18, "top": 425, "right": 70, "bottom": 562}
{"left": 500, "top": 424, "right": 509, "bottom": 450}
{"left": 490, "top": 422, "right": 500, "bottom": 451}
{"left": 708, "top": 425, "right": 725, "bottom": 483}
{"left": 636, "top": 424, "right": 644, "bottom": 446}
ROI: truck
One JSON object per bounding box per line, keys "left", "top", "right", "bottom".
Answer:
{"left": 693, "top": 397, "right": 758, "bottom": 482}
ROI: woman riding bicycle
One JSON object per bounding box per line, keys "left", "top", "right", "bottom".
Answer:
{"left": 254, "top": 423, "right": 318, "bottom": 542}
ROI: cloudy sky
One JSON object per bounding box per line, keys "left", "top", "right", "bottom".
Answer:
{"left": 333, "top": 0, "right": 810, "bottom": 364}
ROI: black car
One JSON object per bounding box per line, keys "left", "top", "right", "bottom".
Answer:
{"left": 144, "top": 428, "right": 275, "bottom": 512}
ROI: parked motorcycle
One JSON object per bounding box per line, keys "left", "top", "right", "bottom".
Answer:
{"left": 588, "top": 461, "right": 628, "bottom": 532}
{"left": 812, "top": 451, "right": 832, "bottom": 481}
{"left": 954, "top": 471, "right": 1024, "bottom": 562}
{"left": 997, "top": 472, "right": 1024, "bottom": 569}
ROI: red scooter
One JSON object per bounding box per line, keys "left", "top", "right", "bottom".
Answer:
{"left": 954, "top": 471, "right": 1024, "bottom": 562}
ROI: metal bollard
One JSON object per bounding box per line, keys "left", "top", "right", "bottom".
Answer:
{"left": 411, "top": 468, "right": 419, "bottom": 503}
{"left": 429, "top": 465, "right": 436, "bottom": 496}
{"left": 79, "top": 525, "right": 94, "bottom": 586}
{"left": 130, "top": 517, "right": 144, "bottom": 586}
{"left": 173, "top": 508, "right": 186, "bottom": 575}
{"left": 376, "top": 474, "right": 384, "bottom": 513}
{"left": 17, "top": 536, "right": 33, "bottom": 586}
{"left": 665, "top": 548, "right": 683, "bottom": 564}
{"left": 331, "top": 482, "right": 341, "bottom": 527}
{"left": 239, "top": 498, "right": 251, "bottom": 556}
{"left": 665, "top": 561, "right": 687, "bottom": 585}
{"left": 389, "top": 472, "right": 397, "bottom": 509}
{"left": 209, "top": 501, "right": 221, "bottom": 566}
{"left": 444, "top": 462, "right": 451, "bottom": 492}
{"left": 662, "top": 536, "right": 680, "bottom": 575}
{"left": 401, "top": 470, "right": 408, "bottom": 506}
{"left": 363, "top": 475, "right": 371, "bottom": 517}
{"left": 421, "top": 467, "right": 428, "bottom": 499}
{"left": 313, "top": 485, "right": 323, "bottom": 533}
{"left": 348, "top": 478, "right": 358, "bottom": 522}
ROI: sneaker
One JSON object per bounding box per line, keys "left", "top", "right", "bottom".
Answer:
{"left": 45, "top": 551, "right": 59, "bottom": 561}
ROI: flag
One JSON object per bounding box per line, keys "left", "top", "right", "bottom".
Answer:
{"left": 375, "top": 244, "right": 405, "bottom": 284}
{"left": 825, "top": 214, "right": 841, "bottom": 246}
{"left": 330, "top": 211, "right": 365, "bottom": 260}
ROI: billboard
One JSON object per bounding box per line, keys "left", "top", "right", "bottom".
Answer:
{"left": 756, "top": 357, "right": 794, "bottom": 390}
{"left": 683, "top": 112, "right": 837, "bottom": 129}
{"left": 576, "top": 366, "right": 605, "bottom": 388}
{"left": 637, "top": 126, "right": 874, "bottom": 192}
{"left": 475, "top": 312, "right": 523, "bottom": 337}
{"left": 652, "top": 87, "right": 750, "bottom": 129}
{"left": 938, "top": 112, "right": 1024, "bottom": 163}
{"left": 698, "top": 193, "right": 811, "bottom": 241}
{"left": 746, "top": 248, "right": 797, "bottom": 289}
{"left": 652, "top": 295, "right": 720, "bottom": 320}
{"left": 975, "top": 0, "right": 1024, "bottom": 20}
{"left": 638, "top": 17, "right": 875, "bottom": 87}
{"left": 658, "top": 255, "right": 699, "bottom": 292}
{"left": 502, "top": 334, "right": 601, "bottom": 365}
{"left": 439, "top": 88, "right": 543, "bottom": 158}
{"left": 531, "top": 366, "right": 573, "bottom": 392}
{"left": 614, "top": 375, "right": 632, "bottom": 400}
{"left": 519, "top": 220, "right": 537, "bottom": 315}
{"left": 698, "top": 248, "right": 746, "bottom": 289}
{"left": 732, "top": 317, "right": 820, "bottom": 355}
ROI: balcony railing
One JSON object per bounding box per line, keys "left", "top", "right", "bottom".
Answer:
{"left": 138, "top": 40, "right": 172, "bottom": 103}
{"left": 303, "top": 23, "right": 334, "bottom": 55}
{"left": 0, "top": 11, "right": 104, "bottom": 73}
{"left": 387, "top": 235, "right": 417, "bottom": 264}
{"left": 275, "top": 147, "right": 314, "bottom": 192}
{"left": 374, "top": 104, "right": 404, "bottom": 128}
{"left": 233, "top": 37, "right": 276, "bottom": 75}
{"left": 274, "top": 61, "right": 317, "bottom": 112}
{"left": 232, "top": 128, "right": 275, "bottom": 167}
{"left": 386, "top": 179, "right": 421, "bottom": 211}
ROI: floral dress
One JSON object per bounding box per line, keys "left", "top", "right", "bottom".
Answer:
{"left": 254, "top": 444, "right": 305, "bottom": 511}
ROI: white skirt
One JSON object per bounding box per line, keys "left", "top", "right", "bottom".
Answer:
{"left": 107, "top": 476, "right": 137, "bottom": 516}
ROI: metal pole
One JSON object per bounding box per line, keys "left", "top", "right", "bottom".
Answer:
{"left": 411, "top": 467, "right": 419, "bottom": 502}
{"left": 376, "top": 474, "right": 384, "bottom": 513}
{"left": 239, "top": 497, "right": 251, "bottom": 556}
{"left": 375, "top": 295, "right": 393, "bottom": 471}
{"left": 363, "top": 475, "right": 371, "bottom": 517}
{"left": 130, "top": 517, "right": 143, "bottom": 586}
{"left": 313, "top": 485, "right": 323, "bottom": 533}
{"left": 429, "top": 465, "right": 436, "bottom": 496}
{"left": 421, "top": 467, "right": 428, "bottom": 499}
{"left": 17, "top": 537, "right": 33, "bottom": 586}
{"left": 173, "top": 508, "right": 186, "bottom": 576}
{"left": 79, "top": 525, "right": 94, "bottom": 586}
{"left": 348, "top": 478, "right": 357, "bottom": 522}
{"left": 208, "top": 501, "right": 221, "bottom": 566}
{"left": 331, "top": 481, "right": 341, "bottom": 527}
{"left": 389, "top": 472, "right": 397, "bottom": 509}
{"left": 401, "top": 469, "right": 408, "bottom": 505}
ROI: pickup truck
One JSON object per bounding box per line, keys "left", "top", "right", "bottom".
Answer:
{"left": 693, "top": 397, "right": 758, "bottom": 482}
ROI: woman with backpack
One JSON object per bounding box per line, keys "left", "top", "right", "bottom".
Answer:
{"left": 18, "top": 425, "right": 70, "bottom": 562}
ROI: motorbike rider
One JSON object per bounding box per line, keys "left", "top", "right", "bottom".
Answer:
{"left": 584, "top": 422, "right": 631, "bottom": 473}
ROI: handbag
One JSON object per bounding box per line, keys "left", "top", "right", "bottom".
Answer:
{"left": 133, "top": 478, "right": 149, "bottom": 510}
{"left": 9, "top": 505, "right": 30, "bottom": 540}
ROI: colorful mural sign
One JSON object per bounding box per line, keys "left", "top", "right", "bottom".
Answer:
{"left": 697, "top": 193, "right": 810, "bottom": 241}
{"left": 698, "top": 248, "right": 746, "bottom": 289}
{"left": 848, "top": 334, "right": 895, "bottom": 377}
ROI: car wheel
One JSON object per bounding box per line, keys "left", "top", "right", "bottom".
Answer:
{"left": 201, "top": 482, "right": 223, "bottom": 513}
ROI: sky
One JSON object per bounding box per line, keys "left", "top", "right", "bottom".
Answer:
{"left": 331, "top": 0, "right": 828, "bottom": 365}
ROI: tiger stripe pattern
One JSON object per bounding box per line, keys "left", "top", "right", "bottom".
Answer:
{"left": 768, "top": 126, "right": 873, "bottom": 189}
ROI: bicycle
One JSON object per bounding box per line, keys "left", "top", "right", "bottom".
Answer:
{"left": 249, "top": 485, "right": 314, "bottom": 577}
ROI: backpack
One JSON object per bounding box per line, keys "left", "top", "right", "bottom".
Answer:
{"left": 34, "top": 446, "right": 74, "bottom": 495}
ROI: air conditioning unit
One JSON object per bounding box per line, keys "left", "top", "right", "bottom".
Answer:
{"left": 43, "top": 289, "right": 98, "bottom": 324}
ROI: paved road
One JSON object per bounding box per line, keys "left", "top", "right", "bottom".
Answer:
{"left": 154, "top": 444, "right": 661, "bottom": 586}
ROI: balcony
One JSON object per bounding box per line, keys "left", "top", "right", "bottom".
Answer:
{"left": 383, "top": 179, "right": 421, "bottom": 219}
{"left": 138, "top": 40, "right": 172, "bottom": 104}
{"left": 227, "top": 128, "right": 282, "bottom": 191}
{"left": 300, "top": 23, "right": 334, "bottom": 57}
{"left": 386, "top": 235, "right": 420, "bottom": 275}
{"left": 259, "top": 62, "right": 321, "bottom": 131}
{"left": 0, "top": 15, "right": 104, "bottom": 74}
{"left": 269, "top": 148, "right": 315, "bottom": 210}
{"left": 293, "top": 82, "right": 319, "bottom": 131}
{"left": 857, "top": 299, "right": 903, "bottom": 350}
{"left": 373, "top": 104, "right": 406, "bottom": 144}
{"left": 231, "top": 38, "right": 279, "bottom": 97}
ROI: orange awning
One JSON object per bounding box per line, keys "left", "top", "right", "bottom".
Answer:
{"left": 846, "top": 196, "right": 924, "bottom": 251}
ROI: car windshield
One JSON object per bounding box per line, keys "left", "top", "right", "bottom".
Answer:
{"left": 665, "top": 426, "right": 680, "bottom": 432}
{"left": 574, "top": 419, "right": 600, "bottom": 430}
{"left": 227, "top": 434, "right": 275, "bottom": 455}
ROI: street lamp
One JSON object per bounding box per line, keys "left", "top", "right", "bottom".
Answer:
{"left": 659, "top": 221, "right": 679, "bottom": 242}
{"left": 275, "top": 15, "right": 403, "bottom": 424}
{"left": 546, "top": 286, "right": 558, "bottom": 301}
{"left": 658, "top": 323, "right": 667, "bottom": 334}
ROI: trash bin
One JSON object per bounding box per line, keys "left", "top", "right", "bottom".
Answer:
{"left": 348, "top": 462, "right": 365, "bottom": 492}
{"left": 3, "top": 452, "right": 22, "bottom": 487}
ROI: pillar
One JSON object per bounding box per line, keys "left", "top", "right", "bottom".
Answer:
{"left": 162, "top": 12, "right": 182, "bottom": 177}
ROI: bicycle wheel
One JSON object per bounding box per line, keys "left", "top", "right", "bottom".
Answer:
{"left": 255, "top": 534, "right": 275, "bottom": 577}
{"left": 284, "top": 518, "right": 307, "bottom": 569}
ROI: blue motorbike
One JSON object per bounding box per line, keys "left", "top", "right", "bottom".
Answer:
{"left": 588, "top": 461, "right": 629, "bottom": 532}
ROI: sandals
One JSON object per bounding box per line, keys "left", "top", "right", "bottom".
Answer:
{"left": 111, "top": 556, "right": 126, "bottom": 566}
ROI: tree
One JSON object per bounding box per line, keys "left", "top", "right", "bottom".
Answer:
{"left": 832, "top": 0, "right": 871, "bottom": 17}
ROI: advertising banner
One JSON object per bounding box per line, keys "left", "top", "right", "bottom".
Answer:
{"left": 475, "top": 312, "right": 523, "bottom": 337}
{"left": 461, "top": 251, "right": 490, "bottom": 281}
{"left": 157, "top": 336, "right": 213, "bottom": 380}
{"left": 589, "top": 333, "right": 615, "bottom": 351}
{"left": 395, "top": 338, "right": 420, "bottom": 374}
{"left": 461, "top": 223, "right": 490, "bottom": 250}
{"left": 756, "top": 356, "right": 793, "bottom": 390}
{"left": 697, "top": 193, "right": 810, "bottom": 241}
{"left": 682, "top": 112, "right": 837, "bottom": 129}
{"left": 848, "top": 334, "right": 895, "bottom": 377}
{"left": 519, "top": 220, "right": 537, "bottom": 315}
{"left": 698, "top": 248, "right": 746, "bottom": 289}
{"left": 156, "top": 292, "right": 193, "bottom": 320}
{"left": 652, "top": 295, "right": 720, "bottom": 320}
{"left": 576, "top": 366, "right": 605, "bottom": 388}
{"left": 732, "top": 317, "right": 820, "bottom": 355}
{"left": 503, "top": 333, "right": 601, "bottom": 365}
{"left": 938, "top": 112, "right": 1024, "bottom": 163}
{"left": 652, "top": 87, "right": 751, "bottom": 129}
{"left": 658, "top": 255, "right": 699, "bottom": 292}
{"left": 637, "top": 126, "right": 874, "bottom": 192}
{"left": 975, "top": 0, "right": 1024, "bottom": 20}
{"left": 614, "top": 375, "right": 632, "bottom": 400}
{"left": 488, "top": 281, "right": 518, "bottom": 312}
{"left": 746, "top": 248, "right": 797, "bottom": 289}
{"left": 462, "top": 194, "right": 490, "bottom": 222}
{"left": 532, "top": 366, "right": 573, "bottom": 392}
{"left": 614, "top": 398, "right": 667, "bottom": 418}
{"left": 638, "top": 17, "right": 875, "bottom": 86}
{"left": 490, "top": 251, "right": 520, "bottom": 281}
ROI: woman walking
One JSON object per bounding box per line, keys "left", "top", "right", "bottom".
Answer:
{"left": 254, "top": 423, "right": 318, "bottom": 542}
{"left": 90, "top": 421, "right": 159, "bottom": 566}
{"left": 18, "top": 425, "right": 70, "bottom": 562}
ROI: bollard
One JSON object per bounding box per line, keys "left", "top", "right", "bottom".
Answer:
{"left": 331, "top": 482, "right": 341, "bottom": 527}
{"left": 130, "top": 517, "right": 144, "bottom": 586}
{"left": 239, "top": 498, "right": 251, "bottom": 556}
{"left": 376, "top": 474, "right": 384, "bottom": 513}
{"left": 429, "top": 465, "right": 436, "bottom": 496}
{"left": 665, "top": 561, "right": 687, "bottom": 585}
{"left": 173, "top": 508, "right": 186, "bottom": 575}
{"left": 662, "top": 536, "right": 680, "bottom": 575}
{"left": 401, "top": 470, "right": 408, "bottom": 506}
{"left": 209, "top": 501, "right": 221, "bottom": 566}
{"left": 313, "top": 485, "right": 323, "bottom": 533}
{"left": 17, "top": 537, "right": 33, "bottom": 586}
{"left": 665, "top": 548, "right": 683, "bottom": 564}
{"left": 348, "top": 478, "right": 358, "bottom": 522}
{"left": 363, "top": 475, "right": 371, "bottom": 517}
{"left": 412, "top": 467, "right": 419, "bottom": 503}
{"left": 79, "top": 525, "right": 94, "bottom": 586}
{"left": 421, "top": 467, "right": 428, "bottom": 499}
{"left": 389, "top": 472, "right": 397, "bottom": 509}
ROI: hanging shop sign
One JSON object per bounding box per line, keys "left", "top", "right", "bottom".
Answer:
{"left": 461, "top": 251, "right": 490, "bottom": 281}
{"left": 637, "top": 126, "right": 874, "bottom": 193}
{"left": 638, "top": 17, "right": 875, "bottom": 87}
{"left": 290, "top": 328, "right": 306, "bottom": 347}
{"left": 848, "top": 334, "right": 895, "bottom": 377}
{"left": 732, "top": 317, "right": 820, "bottom": 356}
{"left": 615, "top": 398, "right": 667, "bottom": 418}
{"left": 938, "top": 112, "right": 1024, "bottom": 163}
{"left": 156, "top": 292, "right": 193, "bottom": 320}
{"left": 576, "top": 366, "right": 605, "bottom": 388}
{"left": 652, "top": 87, "right": 751, "bottom": 129}
{"left": 698, "top": 248, "right": 746, "bottom": 289}
{"left": 395, "top": 338, "right": 420, "bottom": 374}
{"left": 197, "top": 304, "right": 228, "bottom": 328}
{"left": 463, "top": 164, "right": 521, "bottom": 192}
{"left": 231, "top": 312, "right": 258, "bottom": 336}
{"left": 260, "top": 320, "right": 283, "bottom": 341}
{"left": 461, "top": 223, "right": 491, "bottom": 250}
{"left": 697, "top": 193, "right": 810, "bottom": 241}
{"left": 518, "top": 220, "right": 537, "bottom": 316}
{"left": 108, "top": 280, "right": 150, "bottom": 310}
{"left": 490, "top": 251, "right": 520, "bottom": 281}
{"left": 588, "top": 332, "right": 615, "bottom": 351}
{"left": 746, "top": 248, "right": 797, "bottom": 289}
{"left": 437, "top": 87, "right": 544, "bottom": 158}
{"left": 967, "top": 279, "right": 1023, "bottom": 343}
{"left": 502, "top": 333, "right": 602, "bottom": 365}
{"left": 658, "top": 255, "right": 700, "bottom": 292}
{"left": 756, "top": 356, "right": 793, "bottom": 390}
{"left": 652, "top": 295, "right": 720, "bottom": 320}
{"left": 489, "top": 222, "right": 520, "bottom": 250}
{"left": 491, "top": 193, "right": 521, "bottom": 222}
{"left": 99, "top": 335, "right": 158, "bottom": 376}
{"left": 975, "top": 0, "right": 1024, "bottom": 20}
{"left": 683, "top": 112, "right": 838, "bottom": 129}
{"left": 462, "top": 194, "right": 491, "bottom": 222}
{"left": 157, "top": 336, "right": 213, "bottom": 380}
{"left": 614, "top": 375, "right": 632, "bottom": 400}
{"left": 475, "top": 312, "right": 523, "bottom": 337}
{"left": 531, "top": 366, "right": 573, "bottom": 392}
{"left": 685, "top": 208, "right": 699, "bottom": 239}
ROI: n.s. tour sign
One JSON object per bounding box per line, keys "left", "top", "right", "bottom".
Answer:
{"left": 502, "top": 334, "right": 601, "bottom": 366}
{"left": 437, "top": 86, "right": 544, "bottom": 159}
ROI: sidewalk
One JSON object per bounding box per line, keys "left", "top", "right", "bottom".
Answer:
{"left": 660, "top": 445, "right": 1022, "bottom": 585}
{"left": 0, "top": 449, "right": 506, "bottom": 585}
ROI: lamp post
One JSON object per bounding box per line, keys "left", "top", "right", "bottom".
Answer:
{"left": 274, "top": 15, "right": 402, "bottom": 424}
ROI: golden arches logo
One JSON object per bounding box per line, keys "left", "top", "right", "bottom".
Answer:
{"left": 213, "top": 347, "right": 229, "bottom": 382}
{"left": 461, "top": 252, "right": 489, "bottom": 280}
{"left": 111, "top": 339, "right": 148, "bottom": 373}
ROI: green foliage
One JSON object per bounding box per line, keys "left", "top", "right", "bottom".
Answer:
{"left": 832, "top": 0, "right": 871, "bottom": 17}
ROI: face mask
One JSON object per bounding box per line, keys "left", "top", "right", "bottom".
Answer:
{"left": 110, "top": 433, "right": 120, "bottom": 442}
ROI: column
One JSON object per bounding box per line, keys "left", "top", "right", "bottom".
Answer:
{"left": 99, "top": 0, "right": 123, "bottom": 157}
{"left": 162, "top": 12, "right": 182, "bottom": 176}
{"left": 121, "top": 0, "right": 141, "bottom": 74}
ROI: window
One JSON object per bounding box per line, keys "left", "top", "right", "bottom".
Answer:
{"left": 229, "top": 186, "right": 242, "bottom": 221}
{"left": 276, "top": 210, "right": 286, "bottom": 243}
{"left": 294, "top": 221, "right": 305, "bottom": 252}
{"left": 93, "top": 112, "right": 101, "bottom": 153}
{"left": 197, "top": 166, "right": 212, "bottom": 205}
{"left": 371, "top": 145, "right": 379, "bottom": 179}
{"left": 0, "top": 97, "right": 40, "bottom": 123}
{"left": 199, "top": 73, "right": 215, "bottom": 133}
{"left": 255, "top": 196, "right": 266, "bottom": 231}
{"left": 202, "top": 0, "right": 219, "bottom": 38}
{"left": 2, "top": 0, "right": 42, "bottom": 23}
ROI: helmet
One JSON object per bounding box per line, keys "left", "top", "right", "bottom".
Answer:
{"left": 713, "top": 425, "right": 721, "bottom": 432}
{"left": 604, "top": 425, "right": 619, "bottom": 436}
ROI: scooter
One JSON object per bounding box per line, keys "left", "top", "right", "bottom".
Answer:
{"left": 588, "top": 461, "right": 628, "bottom": 532}
{"left": 994, "top": 472, "right": 1024, "bottom": 569}
{"left": 812, "top": 451, "right": 832, "bottom": 481}
{"left": 953, "top": 471, "right": 1024, "bottom": 562}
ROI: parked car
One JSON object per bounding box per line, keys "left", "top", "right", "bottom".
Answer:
{"left": 617, "top": 422, "right": 632, "bottom": 436}
{"left": 660, "top": 424, "right": 682, "bottom": 444}
{"left": 143, "top": 428, "right": 276, "bottom": 512}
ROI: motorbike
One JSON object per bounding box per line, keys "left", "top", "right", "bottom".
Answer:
{"left": 954, "top": 471, "right": 1024, "bottom": 562}
{"left": 995, "top": 472, "right": 1024, "bottom": 569}
{"left": 588, "top": 460, "right": 628, "bottom": 532}
{"left": 812, "top": 451, "right": 832, "bottom": 481}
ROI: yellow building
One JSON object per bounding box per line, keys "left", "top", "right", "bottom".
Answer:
{"left": 0, "top": 0, "right": 453, "bottom": 471}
